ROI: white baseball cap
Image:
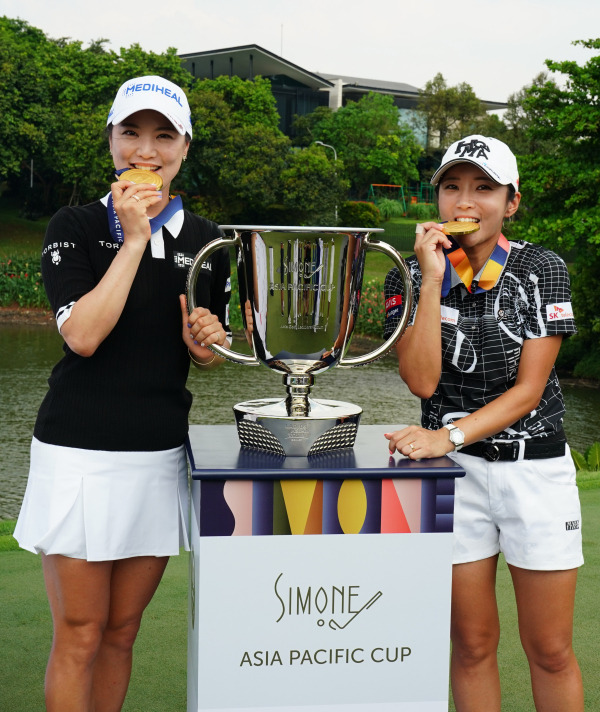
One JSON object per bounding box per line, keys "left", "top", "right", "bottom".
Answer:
{"left": 107, "top": 75, "right": 193, "bottom": 138}
{"left": 430, "top": 135, "right": 519, "bottom": 192}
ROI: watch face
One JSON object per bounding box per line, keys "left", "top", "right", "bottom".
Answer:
{"left": 450, "top": 428, "right": 464, "bottom": 446}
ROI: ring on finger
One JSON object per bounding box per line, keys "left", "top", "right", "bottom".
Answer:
{"left": 409, "top": 442, "right": 415, "bottom": 451}
{"left": 133, "top": 195, "right": 141, "bottom": 202}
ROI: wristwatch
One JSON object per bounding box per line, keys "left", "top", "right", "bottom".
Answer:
{"left": 444, "top": 424, "right": 465, "bottom": 451}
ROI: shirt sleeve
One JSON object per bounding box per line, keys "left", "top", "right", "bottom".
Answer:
{"left": 40, "top": 206, "right": 100, "bottom": 328}
{"left": 383, "top": 258, "right": 420, "bottom": 339}
{"left": 523, "top": 248, "right": 577, "bottom": 339}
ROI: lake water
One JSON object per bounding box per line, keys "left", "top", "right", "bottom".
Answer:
{"left": 1, "top": 324, "right": 599, "bottom": 520}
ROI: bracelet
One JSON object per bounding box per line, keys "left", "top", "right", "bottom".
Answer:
{"left": 188, "top": 349, "right": 216, "bottom": 367}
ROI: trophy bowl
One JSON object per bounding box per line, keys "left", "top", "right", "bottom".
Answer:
{"left": 187, "top": 226, "right": 412, "bottom": 456}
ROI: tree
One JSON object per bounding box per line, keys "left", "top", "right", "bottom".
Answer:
{"left": 0, "top": 17, "right": 190, "bottom": 212}
{"left": 516, "top": 42, "right": 600, "bottom": 230}
{"left": 0, "top": 18, "right": 56, "bottom": 186}
{"left": 279, "top": 146, "right": 349, "bottom": 225}
{"left": 417, "top": 73, "right": 488, "bottom": 157}
{"left": 185, "top": 76, "right": 345, "bottom": 224}
{"left": 186, "top": 76, "right": 289, "bottom": 222}
{"left": 295, "top": 93, "right": 421, "bottom": 198}
{"left": 502, "top": 72, "right": 551, "bottom": 155}
{"left": 1, "top": 17, "right": 343, "bottom": 224}
{"left": 510, "top": 39, "right": 600, "bottom": 375}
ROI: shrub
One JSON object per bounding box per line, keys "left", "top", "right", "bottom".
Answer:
{"left": 376, "top": 198, "right": 405, "bottom": 220}
{"left": 356, "top": 278, "right": 386, "bottom": 338}
{"left": 0, "top": 255, "right": 49, "bottom": 308}
{"left": 571, "top": 442, "right": 600, "bottom": 472}
{"left": 338, "top": 201, "right": 380, "bottom": 228}
{"left": 572, "top": 346, "right": 600, "bottom": 380}
{"left": 406, "top": 202, "right": 439, "bottom": 221}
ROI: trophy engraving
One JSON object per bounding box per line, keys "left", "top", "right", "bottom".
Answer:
{"left": 187, "top": 226, "right": 412, "bottom": 456}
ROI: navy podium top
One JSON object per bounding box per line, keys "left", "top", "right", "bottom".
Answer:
{"left": 187, "top": 424, "right": 465, "bottom": 482}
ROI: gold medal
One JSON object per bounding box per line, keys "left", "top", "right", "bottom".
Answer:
{"left": 118, "top": 169, "right": 163, "bottom": 190}
{"left": 442, "top": 221, "right": 480, "bottom": 236}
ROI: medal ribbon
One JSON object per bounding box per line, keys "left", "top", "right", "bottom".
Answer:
{"left": 441, "top": 234, "right": 510, "bottom": 297}
{"left": 106, "top": 185, "right": 182, "bottom": 244}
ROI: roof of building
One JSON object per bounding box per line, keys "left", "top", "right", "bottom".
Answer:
{"left": 319, "top": 72, "right": 506, "bottom": 111}
{"left": 319, "top": 73, "right": 421, "bottom": 99}
{"left": 179, "top": 44, "right": 507, "bottom": 111}
{"left": 179, "top": 44, "right": 333, "bottom": 90}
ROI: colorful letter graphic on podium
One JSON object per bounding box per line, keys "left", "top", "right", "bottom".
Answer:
{"left": 199, "top": 477, "right": 454, "bottom": 536}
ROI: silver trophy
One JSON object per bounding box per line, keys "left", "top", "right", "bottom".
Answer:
{"left": 187, "top": 226, "right": 412, "bottom": 456}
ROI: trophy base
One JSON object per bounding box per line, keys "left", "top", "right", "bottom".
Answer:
{"left": 233, "top": 398, "right": 362, "bottom": 457}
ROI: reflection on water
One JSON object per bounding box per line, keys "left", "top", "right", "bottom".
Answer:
{"left": 1, "top": 324, "right": 598, "bottom": 520}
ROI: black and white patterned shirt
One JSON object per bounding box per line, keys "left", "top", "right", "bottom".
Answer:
{"left": 384, "top": 240, "right": 576, "bottom": 440}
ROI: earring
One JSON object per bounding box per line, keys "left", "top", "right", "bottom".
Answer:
{"left": 182, "top": 155, "right": 187, "bottom": 162}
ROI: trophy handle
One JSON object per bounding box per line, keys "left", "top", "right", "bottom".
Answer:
{"left": 338, "top": 237, "right": 413, "bottom": 368}
{"left": 186, "top": 236, "right": 260, "bottom": 366}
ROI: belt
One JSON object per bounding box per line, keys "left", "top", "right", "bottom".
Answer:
{"left": 461, "top": 433, "right": 566, "bottom": 462}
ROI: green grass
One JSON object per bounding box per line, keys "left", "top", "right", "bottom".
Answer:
{"left": 364, "top": 249, "right": 412, "bottom": 281}
{"left": 0, "top": 546, "right": 188, "bottom": 712}
{"left": 0, "top": 198, "right": 49, "bottom": 255}
{"left": 1, "top": 484, "right": 599, "bottom": 711}
{"left": 577, "top": 470, "right": 600, "bottom": 490}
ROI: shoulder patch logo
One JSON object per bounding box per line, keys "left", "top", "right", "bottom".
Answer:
{"left": 385, "top": 295, "right": 402, "bottom": 320}
{"left": 546, "top": 302, "right": 574, "bottom": 321}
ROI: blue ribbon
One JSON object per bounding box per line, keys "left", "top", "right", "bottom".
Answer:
{"left": 440, "top": 238, "right": 459, "bottom": 298}
{"left": 106, "top": 171, "right": 182, "bottom": 244}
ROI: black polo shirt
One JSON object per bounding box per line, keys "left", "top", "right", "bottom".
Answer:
{"left": 35, "top": 200, "right": 231, "bottom": 451}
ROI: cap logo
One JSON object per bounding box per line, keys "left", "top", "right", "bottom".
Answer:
{"left": 454, "top": 139, "right": 490, "bottom": 160}
{"left": 124, "top": 81, "right": 183, "bottom": 108}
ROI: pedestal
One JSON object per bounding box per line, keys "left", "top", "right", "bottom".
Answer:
{"left": 186, "top": 424, "right": 464, "bottom": 712}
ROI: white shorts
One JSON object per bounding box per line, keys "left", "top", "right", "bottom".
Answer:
{"left": 449, "top": 447, "right": 583, "bottom": 570}
{"left": 14, "top": 438, "right": 190, "bottom": 562}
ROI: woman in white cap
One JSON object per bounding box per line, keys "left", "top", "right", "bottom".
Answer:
{"left": 14, "top": 76, "right": 231, "bottom": 711}
{"left": 384, "top": 136, "right": 583, "bottom": 711}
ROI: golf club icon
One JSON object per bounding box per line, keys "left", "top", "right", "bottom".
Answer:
{"left": 328, "top": 591, "right": 383, "bottom": 630}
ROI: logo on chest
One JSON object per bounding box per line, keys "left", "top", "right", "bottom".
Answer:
{"left": 440, "top": 306, "right": 460, "bottom": 326}
{"left": 174, "top": 251, "right": 211, "bottom": 271}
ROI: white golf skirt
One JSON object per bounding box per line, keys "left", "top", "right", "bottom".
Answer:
{"left": 14, "top": 437, "right": 190, "bottom": 561}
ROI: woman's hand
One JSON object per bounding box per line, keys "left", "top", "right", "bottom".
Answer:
{"left": 110, "top": 179, "right": 162, "bottom": 246}
{"left": 384, "top": 425, "right": 454, "bottom": 460}
{"left": 414, "top": 222, "right": 453, "bottom": 283}
{"left": 393, "top": 223, "right": 451, "bottom": 398}
{"left": 60, "top": 183, "right": 161, "bottom": 357}
{"left": 180, "top": 295, "right": 229, "bottom": 367}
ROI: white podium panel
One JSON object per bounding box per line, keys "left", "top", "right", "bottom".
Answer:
{"left": 186, "top": 426, "right": 462, "bottom": 712}
{"left": 188, "top": 523, "right": 452, "bottom": 712}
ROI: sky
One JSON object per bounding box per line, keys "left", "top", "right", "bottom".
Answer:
{"left": 2, "top": 0, "right": 599, "bottom": 104}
